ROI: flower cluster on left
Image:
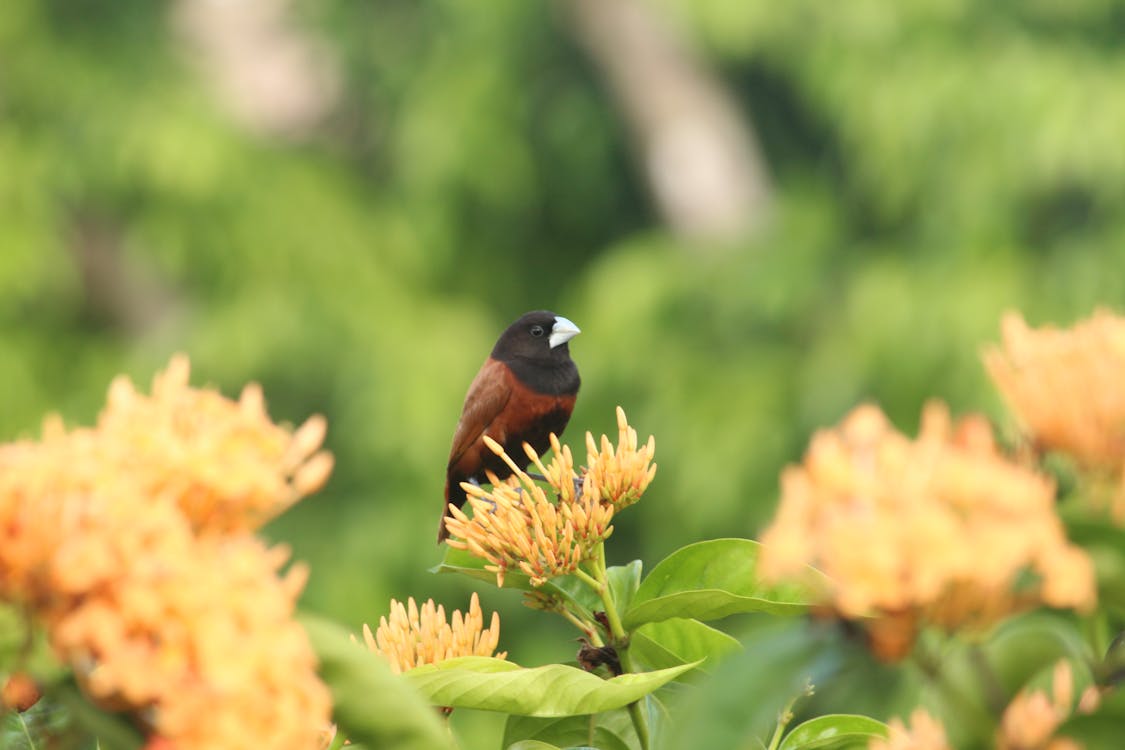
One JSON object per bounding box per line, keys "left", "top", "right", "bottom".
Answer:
{"left": 0, "top": 355, "right": 333, "bottom": 750}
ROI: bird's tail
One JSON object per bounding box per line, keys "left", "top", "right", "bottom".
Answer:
{"left": 437, "top": 475, "right": 462, "bottom": 543}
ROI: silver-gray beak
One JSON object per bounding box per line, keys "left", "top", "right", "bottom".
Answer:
{"left": 549, "top": 316, "right": 581, "bottom": 349}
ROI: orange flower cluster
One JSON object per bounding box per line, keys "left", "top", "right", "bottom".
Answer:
{"left": 985, "top": 309, "right": 1125, "bottom": 520}
{"left": 869, "top": 709, "right": 951, "bottom": 750}
{"left": 360, "top": 593, "right": 505, "bottom": 674}
{"left": 0, "top": 356, "right": 332, "bottom": 749}
{"left": 583, "top": 406, "right": 657, "bottom": 510}
{"left": 443, "top": 407, "right": 656, "bottom": 586}
{"left": 98, "top": 355, "right": 333, "bottom": 533}
{"left": 759, "top": 402, "right": 1095, "bottom": 659}
{"left": 997, "top": 661, "right": 1099, "bottom": 750}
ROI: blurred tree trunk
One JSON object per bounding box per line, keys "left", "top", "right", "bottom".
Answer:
{"left": 68, "top": 212, "right": 180, "bottom": 335}
{"left": 559, "top": 0, "right": 773, "bottom": 247}
{"left": 171, "top": 0, "right": 340, "bottom": 140}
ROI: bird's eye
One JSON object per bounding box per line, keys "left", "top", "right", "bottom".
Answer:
{"left": 530, "top": 325, "right": 545, "bottom": 337}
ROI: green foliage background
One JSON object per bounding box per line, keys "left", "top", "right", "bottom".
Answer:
{"left": 3, "top": 0, "right": 1125, "bottom": 744}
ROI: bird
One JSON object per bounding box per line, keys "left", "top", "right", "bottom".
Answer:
{"left": 438, "top": 310, "right": 581, "bottom": 542}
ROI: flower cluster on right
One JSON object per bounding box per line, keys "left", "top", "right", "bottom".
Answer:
{"left": 759, "top": 400, "right": 1095, "bottom": 660}
{"left": 985, "top": 309, "right": 1125, "bottom": 521}
{"left": 757, "top": 309, "right": 1123, "bottom": 748}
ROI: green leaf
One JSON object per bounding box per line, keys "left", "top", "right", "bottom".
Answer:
{"left": 507, "top": 741, "right": 563, "bottom": 750}
{"left": 624, "top": 539, "right": 825, "bottom": 628}
{"left": 1058, "top": 686, "right": 1125, "bottom": 750}
{"left": 1061, "top": 511, "right": 1125, "bottom": 609}
{"left": 0, "top": 603, "right": 67, "bottom": 683}
{"left": 982, "top": 611, "right": 1091, "bottom": 695}
{"left": 300, "top": 613, "right": 451, "bottom": 750}
{"left": 505, "top": 711, "right": 636, "bottom": 750}
{"left": 608, "top": 560, "right": 643, "bottom": 615}
{"left": 405, "top": 656, "right": 698, "bottom": 716}
{"left": 795, "top": 628, "right": 920, "bottom": 727}
{"left": 631, "top": 618, "right": 741, "bottom": 675}
{"left": 778, "top": 714, "right": 889, "bottom": 750}
{"left": 0, "top": 681, "right": 141, "bottom": 750}
{"left": 1060, "top": 510, "right": 1125, "bottom": 549}
{"left": 641, "top": 690, "right": 674, "bottom": 745}
{"left": 665, "top": 619, "right": 839, "bottom": 749}
{"left": 0, "top": 602, "right": 26, "bottom": 665}
{"left": 51, "top": 681, "right": 144, "bottom": 750}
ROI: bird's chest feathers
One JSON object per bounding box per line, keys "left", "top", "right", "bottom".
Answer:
{"left": 491, "top": 388, "right": 575, "bottom": 446}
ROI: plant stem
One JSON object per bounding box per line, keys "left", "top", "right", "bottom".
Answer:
{"left": 444, "top": 712, "right": 460, "bottom": 750}
{"left": 560, "top": 607, "right": 604, "bottom": 647}
{"left": 581, "top": 541, "right": 650, "bottom": 750}
{"left": 627, "top": 696, "right": 651, "bottom": 750}
{"left": 763, "top": 690, "right": 800, "bottom": 750}
{"left": 17, "top": 712, "right": 38, "bottom": 750}
{"left": 617, "top": 647, "right": 651, "bottom": 750}
{"left": 573, "top": 567, "right": 602, "bottom": 592}
{"left": 593, "top": 544, "right": 628, "bottom": 642}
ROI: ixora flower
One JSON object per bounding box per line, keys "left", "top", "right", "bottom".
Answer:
{"left": 359, "top": 592, "right": 505, "bottom": 674}
{"left": 759, "top": 402, "right": 1095, "bottom": 660}
{"left": 97, "top": 354, "right": 334, "bottom": 534}
{"left": 0, "top": 356, "right": 332, "bottom": 750}
{"left": 984, "top": 309, "right": 1125, "bottom": 520}
{"left": 442, "top": 407, "right": 656, "bottom": 586}
{"left": 997, "top": 660, "right": 1100, "bottom": 750}
{"left": 869, "top": 709, "right": 951, "bottom": 750}
{"left": 584, "top": 406, "right": 658, "bottom": 510}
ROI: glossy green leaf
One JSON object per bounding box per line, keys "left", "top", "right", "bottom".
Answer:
{"left": 300, "top": 614, "right": 451, "bottom": 750}
{"left": 624, "top": 539, "right": 825, "bottom": 628}
{"left": 406, "top": 656, "right": 697, "bottom": 717}
{"left": 507, "top": 742, "right": 562, "bottom": 750}
{"left": 778, "top": 714, "right": 888, "bottom": 750}
{"left": 505, "top": 713, "right": 636, "bottom": 750}
{"left": 631, "top": 618, "right": 741, "bottom": 675}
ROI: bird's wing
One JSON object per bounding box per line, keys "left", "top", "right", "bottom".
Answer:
{"left": 447, "top": 358, "right": 513, "bottom": 470}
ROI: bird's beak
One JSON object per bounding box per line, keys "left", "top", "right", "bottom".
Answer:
{"left": 549, "top": 316, "right": 581, "bottom": 348}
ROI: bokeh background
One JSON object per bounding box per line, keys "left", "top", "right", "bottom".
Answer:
{"left": 4, "top": 0, "right": 1125, "bottom": 743}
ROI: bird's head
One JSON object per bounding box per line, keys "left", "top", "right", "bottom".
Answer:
{"left": 492, "top": 310, "right": 581, "bottom": 362}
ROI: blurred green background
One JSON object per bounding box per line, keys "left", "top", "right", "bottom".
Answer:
{"left": 3, "top": 0, "right": 1125, "bottom": 743}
